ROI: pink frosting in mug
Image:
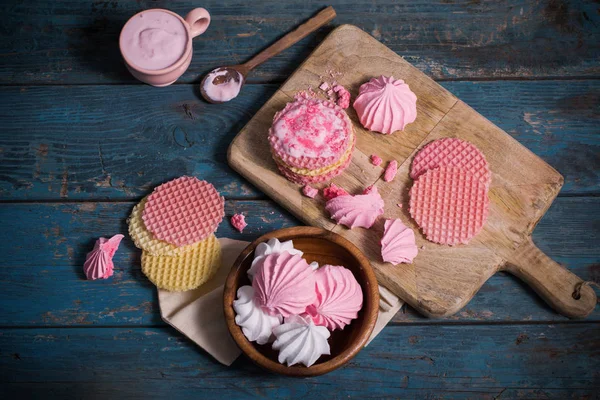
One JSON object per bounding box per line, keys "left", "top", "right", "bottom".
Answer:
{"left": 121, "top": 10, "right": 188, "bottom": 70}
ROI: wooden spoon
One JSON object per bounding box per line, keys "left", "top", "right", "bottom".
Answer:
{"left": 200, "top": 6, "right": 337, "bottom": 104}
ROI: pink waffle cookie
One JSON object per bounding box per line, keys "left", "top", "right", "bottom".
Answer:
{"left": 409, "top": 167, "right": 489, "bottom": 245}
{"left": 410, "top": 138, "right": 491, "bottom": 188}
{"left": 142, "top": 176, "right": 225, "bottom": 247}
{"left": 269, "top": 94, "right": 353, "bottom": 170}
{"left": 276, "top": 150, "right": 353, "bottom": 184}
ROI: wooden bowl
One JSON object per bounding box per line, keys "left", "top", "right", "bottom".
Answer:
{"left": 223, "top": 226, "right": 379, "bottom": 377}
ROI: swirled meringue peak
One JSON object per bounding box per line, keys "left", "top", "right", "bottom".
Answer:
{"left": 325, "top": 186, "right": 384, "bottom": 229}
{"left": 248, "top": 238, "right": 303, "bottom": 281}
{"left": 83, "top": 234, "right": 124, "bottom": 280}
{"left": 233, "top": 285, "right": 282, "bottom": 345}
{"left": 304, "top": 265, "right": 363, "bottom": 331}
{"left": 381, "top": 219, "right": 418, "bottom": 264}
{"left": 272, "top": 314, "right": 331, "bottom": 367}
{"left": 353, "top": 75, "right": 417, "bottom": 134}
{"left": 252, "top": 251, "right": 316, "bottom": 318}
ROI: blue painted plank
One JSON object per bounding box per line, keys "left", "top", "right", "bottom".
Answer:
{"left": 1, "top": 0, "right": 599, "bottom": 84}
{"left": 0, "top": 197, "right": 597, "bottom": 326}
{"left": 1, "top": 325, "right": 598, "bottom": 398}
{"left": 1, "top": 80, "right": 598, "bottom": 201}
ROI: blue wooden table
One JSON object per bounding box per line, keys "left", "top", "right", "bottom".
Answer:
{"left": 1, "top": 1, "right": 599, "bottom": 398}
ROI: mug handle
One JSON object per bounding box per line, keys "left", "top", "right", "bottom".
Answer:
{"left": 185, "top": 8, "right": 211, "bottom": 38}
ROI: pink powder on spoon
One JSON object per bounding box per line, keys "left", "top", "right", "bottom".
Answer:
{"left": 202, "top": 68, "right": 243, "bottom": 102}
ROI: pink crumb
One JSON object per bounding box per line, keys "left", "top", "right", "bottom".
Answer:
{"left": 322, "top": 183, "right": 349, "bottom": 200}
{"left": 370, "top": 154, "right": 382, "bottom": 166}
{"left": 302, "top": 185, "right": 318, "bottom": 198}
{"left": 383, "top": 160, "right": 398, "bottom": 182}
{"left": 362, "top": 185, "right": 378, "bottom": 195}
{"left": 319, "top": 82, "right": 330, "bottom": 91}
{"left": 397, "top": 203, "right": 403, "bottom": 208}
{"left": 333, "top": 85, "right": 351, "bottom": 109}
{"left": 230, "top": 214, "right": 247, "bottom": 233}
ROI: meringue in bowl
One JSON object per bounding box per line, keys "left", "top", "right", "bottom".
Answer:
{"left": 223, "top": 227, "right": 379, "bottom": 377}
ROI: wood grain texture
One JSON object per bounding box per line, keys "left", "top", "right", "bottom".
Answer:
{"left": 0, "top": 197, "right": 597, "bottom": 327}
{"left": 1, "top": 80, "right": 598, "bottom": 200}
{"left": 229, "top": 25, "right": 596, "bottom": 318}
{"left": 1, "top": 325, "right": 598, "bottom": 398}
{"left": 1, "top": 0, "right": 599, "bottom": 85}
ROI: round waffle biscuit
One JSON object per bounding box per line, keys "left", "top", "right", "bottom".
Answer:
{"left": 272, "top": 133, "right": 355, "bottom": 177}
{"left": 410, "top": 138, "right": 491, "bottom": 188}
{"left": 142, "top": 176, "right": 224, "bottom": 247}
{"left": 269, "top": 94, "right": 353, "bottom": 169}
{"left": 409, "top": 167, "right": 489, "bottom": 245}
{"left": 128, "top": 197, "right": 195, "bottom": 257}
{"left": 141, "top": 234, "right": 221, "bottom": 291}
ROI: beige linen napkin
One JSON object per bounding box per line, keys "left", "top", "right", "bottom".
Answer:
{"left": 158, "top": 238, "right": 402, "bottom": 365}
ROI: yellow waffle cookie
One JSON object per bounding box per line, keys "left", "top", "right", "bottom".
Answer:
{"left": 128, "top": 197, "right": 195, "bottom": 257}
{"left": 272, "top": 133, "right": 355, "bottom": 177}
{"left": 141, "top": 234, "right": 221, "bottom": 291}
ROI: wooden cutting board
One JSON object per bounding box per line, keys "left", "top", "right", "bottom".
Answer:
{"left": 228, "top": 25, "right": 596, "bottom": 318}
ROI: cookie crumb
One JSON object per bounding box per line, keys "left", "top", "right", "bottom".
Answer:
{"left": 383, "top": 160, "right": 398, "bottom": 182}
{"left": 302, "top": 185, "right": 318, "bottom": 198}
{"left": 230, "top": 214, "right": 247, "bottom": 233}
{"left": 370, "top": 154, "right": 382, "bottom": 166}
{"left": 323, "top": 183, "right": 349, "bottom": 200}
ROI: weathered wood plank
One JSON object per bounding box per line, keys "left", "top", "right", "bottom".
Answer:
{"left": 1, "top": 0, "right": 599, "bottom": 85}
{"left": 1, "top": 325, "right": 598, "bottom": 398}
{"left": 0, "top": 197, "right": 597, "bottom": 326}
{"left": 1, "top": 80, "right": 598, "bottom": 200}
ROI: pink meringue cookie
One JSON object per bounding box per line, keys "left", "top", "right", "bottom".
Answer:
{"left": 325, "top": 186, "right": 384, "bottom": 229}
{"left": 252, "top": 251, "right": 316, "bottom": 318}
{"left": 83, "top": 234, "right": 124, "bottom": 280}
{"left": 353, "top": 76, "right": 417, "bottom": 134}
{"left": 381, "top": 219, "right": 418, "bottom": 264}
{"left": 304, "top": 265, "right": 363, "bottom": 330}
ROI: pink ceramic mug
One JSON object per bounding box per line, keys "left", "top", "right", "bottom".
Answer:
{"left": 119, "top": 8, "right": 210, "bottom": 87}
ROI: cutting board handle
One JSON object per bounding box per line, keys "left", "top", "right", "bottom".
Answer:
{"left": 504, "top": 237, "right": 597, "bottom": 318}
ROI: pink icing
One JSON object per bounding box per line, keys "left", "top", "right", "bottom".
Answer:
{"left": 383, "top": 160, "right": 398, "bottom": 182}
{"left": 302, "top": 185, "right": 318, "bottom": 198}
{"left": 381, "top": 219, "right": 418, "bottom": 264}
{"left": 370, "top": 154, "right": 382, "bottom": 166}
{"left": 333, "top": 85, "right": 351, "bottom": 109}
{"left": 121, "top": 10, "right": 187, "bottom": 70}
{"left": 230, "top": 214, "right": 247, "bottom": 233}
{"left": 304, "top": 265, "right": 363, "bottom": 331}
{"left": 269, "top": 95, "right": 351, "bottom": 163}
{"left": 83, "top": 234, "right": 124, "bottom": 280}
{"left": 322, "top": 183, "right": 349, "bottom": 201}
{"left": 353, "top": 76, "right": 417, "bottom": 134}
{"left": 252, "top": 251, "right": 316, "bottom": 318}
{"left": 325, "top": 187, "right": 384, "bottom": 229}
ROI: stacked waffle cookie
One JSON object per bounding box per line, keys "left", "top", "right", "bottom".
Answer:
{"left": 269, "top": 94, "right": 355, "bottom": 184}
{"left": 409, "top": 138, "right": 491, "bottom": 246}
{"left": 128, "top": 176, "right": 224, "bottom": 291}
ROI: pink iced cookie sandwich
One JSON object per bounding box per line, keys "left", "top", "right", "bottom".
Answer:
{"left": 269, "top": 94, "right": 355, "bottom": 184}
{"left": 353, "top": 75, "right": 417, "bottom": 134}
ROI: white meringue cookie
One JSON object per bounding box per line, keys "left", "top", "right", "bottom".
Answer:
{"left": 272, "top": 314, "right": 331, "bottom": 367}
{"left": 233, "top": 285, "right": 282, "bottom": 345}
{"left": 248, "top": 238, "right": 303, "bottom": 280}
